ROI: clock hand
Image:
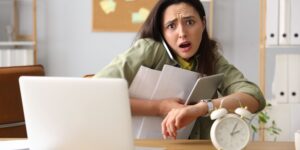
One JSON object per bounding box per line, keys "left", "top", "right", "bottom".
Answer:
{"left": 230, "top": 121, "right": 238, "bottom": 136}
{"left": 231, "top": 130, "right": 240, "bottom": 136}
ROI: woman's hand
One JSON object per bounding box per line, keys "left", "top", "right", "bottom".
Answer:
{"left": 158, "top": 98, "right": 185, "bottom": 116}
{"left": 161, "top": 103, "right": 207, "bottom": 139}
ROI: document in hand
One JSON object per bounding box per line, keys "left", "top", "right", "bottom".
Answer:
{"left": 129, "top": 65, "right": 224, "bottom": 139}
{"left": 129, "top": 66, "right": 161, "bottom": 138}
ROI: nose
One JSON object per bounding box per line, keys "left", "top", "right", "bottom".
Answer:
{"left": 178, "top": 24, "right": 187, "bottom": 38}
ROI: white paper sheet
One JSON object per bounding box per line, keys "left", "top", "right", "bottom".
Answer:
{"left": 138, "top": 65, "right": 199, "bottom": 139}
{"left": 129, "top": 66, "right": 161, "bottom": 138}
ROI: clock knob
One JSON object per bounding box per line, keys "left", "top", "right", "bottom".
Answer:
{"left": 210, "top": 108, "right": 227, "bottom": 120}
{"left": 235, "top": 107, "right": 253, "bottom": 119}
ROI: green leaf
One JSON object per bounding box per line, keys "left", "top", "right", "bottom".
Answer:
{"left": 259, "top": 115, "right": 267, "bottom": 123}
{"left": 250, "top": 103, "right": 282, "bottom": 141}
{"left": 251, "top": 125, "right": 257, "bottom": 132}
{"left": 272, "top": 120, "right": 276, "bottom": 125}
{"left": 272, "top": 130, "right": 279, "bottom": 135}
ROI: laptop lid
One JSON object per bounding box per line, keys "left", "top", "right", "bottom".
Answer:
{"left": 19, "top": 77, "right": 133, "bottom": 150}
{"left": 185, "top": 73, "right": 224, "bottom": 105}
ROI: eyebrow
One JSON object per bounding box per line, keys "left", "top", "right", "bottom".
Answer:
{"left": 164, "top": 16, "right": 196, "bottom": 26}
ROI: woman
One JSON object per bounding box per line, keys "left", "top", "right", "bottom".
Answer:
{"left": 94, "top": 0, "right": 265, "bottom": 139}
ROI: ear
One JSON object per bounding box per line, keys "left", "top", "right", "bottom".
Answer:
{"left": 202, "top": 16, "right": 206, "bottom": 28}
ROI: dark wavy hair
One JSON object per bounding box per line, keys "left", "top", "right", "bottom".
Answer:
{"left": 136, "top": 0, "right": 217, "bottom": 75}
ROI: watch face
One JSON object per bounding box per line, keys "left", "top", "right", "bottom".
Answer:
{"left": 211, "top": 114, "right": 250, "bottom": 150}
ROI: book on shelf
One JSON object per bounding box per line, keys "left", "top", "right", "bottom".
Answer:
{"left": 0, "top": 49, "right": 34, "bottom": 67}
{"left": 129, "top": 64, "right": 223, "bottom": 139}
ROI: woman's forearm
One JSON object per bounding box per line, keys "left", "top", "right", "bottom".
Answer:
{"left": 130, "top": 97, "right": 185, "bottom": 116}
{"left": 130, "top": 98, "right": 161, "bottom": 116}
{"left": 161, "top": 92, "right": 260, "bottom": 139}
{"left": 211, "top": 92, "right": 259, "bottom": 113}
{"left": 195, "top": 92, "right": 260, "bottom": 115}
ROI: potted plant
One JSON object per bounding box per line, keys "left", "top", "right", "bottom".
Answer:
{"left": 251, "top": 102, "right": 281, "bottom": 141}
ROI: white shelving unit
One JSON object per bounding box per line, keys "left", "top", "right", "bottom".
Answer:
{"left": 0, "top": 41, "right": 35, "bottom": 46}
{"left": 259, "top": 0, "right": 300, "bottom": 142}
{"left": 0, "top": 0, "right": 37, "bottom": 67}
{"left": 260, "top": 0, "right": 300, "bottom": 95}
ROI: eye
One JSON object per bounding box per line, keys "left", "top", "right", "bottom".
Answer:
{"left": 186, "top": 19, "right": 195, "bottom": 26}
{"left": 166, "top": 23, "right": 176, "bottom": 30}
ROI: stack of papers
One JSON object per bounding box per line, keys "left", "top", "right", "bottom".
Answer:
{"left": 130, "top": 65, "right": 223, "bottom": 139}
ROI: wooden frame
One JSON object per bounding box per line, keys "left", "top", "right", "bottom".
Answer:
{"left": 259, "top": 0, "right": 267, "bottom": 141}
{"left": 259, "top": 0, "right": 266, "bottom": 95}
{"left": 13, "top": 0, "right": 37, "bottom": 64}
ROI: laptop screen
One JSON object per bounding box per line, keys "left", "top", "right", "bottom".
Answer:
{"left": 19, "top": 77, "right": 133, "bottom": 150}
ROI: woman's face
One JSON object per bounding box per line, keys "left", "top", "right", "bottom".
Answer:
{"left": 162, "top": 2, "right": 205, "bottom": 60}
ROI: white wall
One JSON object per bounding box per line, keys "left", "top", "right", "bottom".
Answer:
{"left": 0, "top": 1, "right": 14, "bottom": 41}
{"left": 34, "top": 0, "right": 260, "bottom": 84}
{"left": 213, "top": 0, "right": 260, "bottom": 84}
{"left": 37, "top": 0, "right": 136, "bottom": 77}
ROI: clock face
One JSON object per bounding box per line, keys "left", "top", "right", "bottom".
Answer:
{"left": 211, "top": 114, "right": 250, "bottom": 150}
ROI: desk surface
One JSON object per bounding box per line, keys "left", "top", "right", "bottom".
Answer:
{"left": 0, "top": 139, "right": 295, "bottom": 150}
{"left": 135, "top": 140, "right": 295, "bottom": 150}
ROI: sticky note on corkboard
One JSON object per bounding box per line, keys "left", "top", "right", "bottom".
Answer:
{"left": 92, "top": 0, "right": 157, "bottom": 32}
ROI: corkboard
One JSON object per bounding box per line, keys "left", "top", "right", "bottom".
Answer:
{"left": 92, "top": 0, "right": 157, "bottom": 32}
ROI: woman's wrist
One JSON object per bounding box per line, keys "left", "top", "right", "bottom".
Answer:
{"left": 193, "top": 101, "right": 210, "bottom": 117}
{"left": 201, "top": 99, "right": 214, "bottom": 116}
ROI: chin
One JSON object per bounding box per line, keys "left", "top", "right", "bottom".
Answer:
{"left": 180, "top": 56, "right": 192, "bottom": 60}
{"left": 178, "top": 51, "right": 196, "bottom": 60}
{"left": 179, "top": 53, "right": 193, "bottom": 60}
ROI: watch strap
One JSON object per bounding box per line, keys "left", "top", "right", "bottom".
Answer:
{"left": 200, "top": 99, "right": 213, "bottom": 117}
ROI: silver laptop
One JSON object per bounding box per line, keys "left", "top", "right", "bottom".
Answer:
{"left": 19, "top": 77, "right": 134, "bottom": 150}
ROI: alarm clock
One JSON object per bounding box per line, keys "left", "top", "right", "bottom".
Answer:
{"left": 210, "top": 107, "right": 253, "bottom": 150}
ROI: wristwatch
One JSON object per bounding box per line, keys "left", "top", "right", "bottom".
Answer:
{"left": 199, "top": 99, "right": 214, "bottom": 117}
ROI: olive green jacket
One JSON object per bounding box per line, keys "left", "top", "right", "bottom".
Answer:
{"left": 94, "top": 38, "right": 266, "bottom": 139}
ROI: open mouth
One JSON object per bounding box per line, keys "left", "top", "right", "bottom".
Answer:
{"left": 179, "top": 42, "right": 191, "bottom": 49}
